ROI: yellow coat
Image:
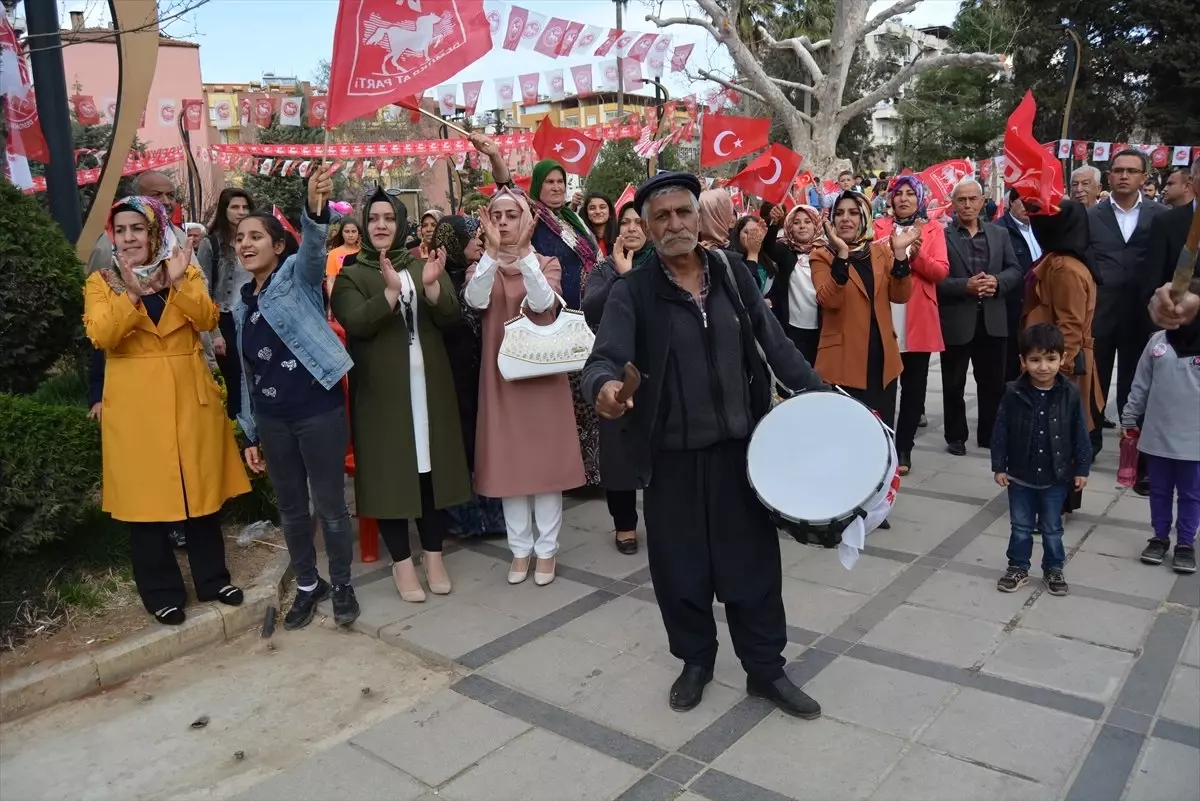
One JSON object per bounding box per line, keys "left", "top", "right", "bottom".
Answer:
{"left": 84, "top": 268, "right": 250, "bottom": 522}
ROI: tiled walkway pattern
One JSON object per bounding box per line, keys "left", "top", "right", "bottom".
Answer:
{"left": 237, "top": 366, "right": 1200, "bottom": 801}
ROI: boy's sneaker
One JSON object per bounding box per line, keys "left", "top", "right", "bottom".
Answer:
{"left": 331, "top": 584, "right": 361, "bottom": 626}
{"left": 1044, "top": 570, "right": 1069, "bottom": 596}
{"left": 1172, "top": 547, "right": 1197, "bottom": 574}
{"left": 997, "top": 568, "right": 1029, "bottom": 593}
{"left": 284, "top": 578, "right": 330, "bottom": 630}
{"left": 1140, "top": 539, "right": 1169, "bottom": 565}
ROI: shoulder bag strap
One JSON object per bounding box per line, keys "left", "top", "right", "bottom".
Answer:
{"left": 710, "top": 249, "right": 793, "bottom": 398}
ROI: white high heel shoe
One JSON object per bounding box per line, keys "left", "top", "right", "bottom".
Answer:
{"left": 508, "top": 556, "right": 531, "bottom": 585}
{"left": 534, "top": 556, "right": 556, "bottom": 586}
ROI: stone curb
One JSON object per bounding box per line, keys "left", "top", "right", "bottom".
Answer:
{"left": 0, "top": 550, "right": 291, "bottom": 722}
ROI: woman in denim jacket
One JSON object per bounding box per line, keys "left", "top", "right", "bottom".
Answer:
{"left": 234, "top": 166, "right": 358, "bottom": 631}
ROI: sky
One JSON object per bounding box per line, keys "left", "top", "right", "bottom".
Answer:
{"left": 54, "top": 0, "right": 961, "bottom": 110}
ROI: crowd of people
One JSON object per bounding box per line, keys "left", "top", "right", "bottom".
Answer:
{"left": 83, "top": 134, "right": 1199, "bottom": 720}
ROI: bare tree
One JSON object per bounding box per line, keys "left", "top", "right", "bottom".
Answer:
{"left": 646, "top": 0, "right": 1008, "bottom": 174}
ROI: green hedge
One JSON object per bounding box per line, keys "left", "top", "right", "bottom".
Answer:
{"left": 0, "top": 180, "right": 86, "bottom": 395}
{"left": 0, "top": 393, "right": 102, "bottom": 556}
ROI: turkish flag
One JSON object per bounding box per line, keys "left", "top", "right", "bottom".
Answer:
{"left": 1002, "top": 91, "right": 1063, "bottom": 215}
{"left": 519, "top": 72, "right": 540, "bottom": 106}
{"left": 308, "top": 95, "right": 329, "bottom": 126}
{"left": 534, "top": 17, "right": 568, "bottom": 57}
{"left": 727, "top": 143, "right": 804, "bottom": 204}
{"left": 531, "top": 117, "right": 601, "bottom": 175}
{"left": 1151, "top": 146, "right": 1170, "bottom": 168}
{"left": 700, "top": 113, "right": 771, "bottom": 167}
{"left": 1072, "top": 140, "right": 1088, "bottom": 161}
{"left": 614, "top": 183, "right": 636, "bottom": 212}
{"left": 479, "top": 176, "right": 532, "bottom": 195}
{"left": 918, "top": 158, "right": 974, "bottom": 207}
{"left": 72, "top": 95, "right": 102, "bottom": 125}
{"left": 273, "top": 206, "right": 302, "bottom": 244}
{"left": 182, "top": 99, "right": 204, "bottom": 131}
{"left": 326, "top": 0, "right": 492, "bottom": 129}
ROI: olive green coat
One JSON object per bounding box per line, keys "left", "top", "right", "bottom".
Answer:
{"left": 330, "top": 258, "right": 471, "bottom": 519}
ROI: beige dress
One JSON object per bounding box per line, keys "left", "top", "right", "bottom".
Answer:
{"left": 466, "top": 253, "right": 586, "bottom": 498}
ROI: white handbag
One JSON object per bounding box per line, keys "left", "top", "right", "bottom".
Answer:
{"left": 497, "top": 292, "right": 595, "bottom": 381}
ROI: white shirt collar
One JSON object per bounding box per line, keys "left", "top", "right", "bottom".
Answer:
{"left": 1112, "top": 192, "right": 1143, "bottom": 214}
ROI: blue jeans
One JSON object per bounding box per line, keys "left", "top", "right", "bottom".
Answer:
{"left": 1006, "top": 481, "right": 1071, "bottom": 572}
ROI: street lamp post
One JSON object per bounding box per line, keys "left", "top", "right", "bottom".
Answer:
{"left": 640, "top": 77, "right": 669, "bottom": 176}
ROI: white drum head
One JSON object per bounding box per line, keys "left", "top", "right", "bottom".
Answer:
{"left": 748, "top": 392, "right": 892, "bottom": 524}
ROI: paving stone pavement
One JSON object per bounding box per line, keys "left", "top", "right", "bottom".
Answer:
{"left": 236, "top": 367, "right": 1200, "bottom": 801}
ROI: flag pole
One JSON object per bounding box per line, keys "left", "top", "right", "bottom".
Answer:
{"left": 417, "top": 105, "right": 471, "bottom": 137}
{"left": 322, "top": 126, "right": 331, "bottom": 164}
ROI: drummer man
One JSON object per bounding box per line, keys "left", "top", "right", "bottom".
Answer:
{"left": 583, "top": 172, "right": 827, "bottom": 719}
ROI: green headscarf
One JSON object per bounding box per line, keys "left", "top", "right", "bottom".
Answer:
{"left": 530, "top": 159, "right": 591, "bottom": 240}
{"left": 355, "top": 187, "right": 416, "bottom": 271}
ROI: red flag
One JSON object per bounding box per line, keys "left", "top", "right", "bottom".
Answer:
{"left": 917, "top": 158, "right": 974, "bottom": 208}
{"left": 593, "top": 28, "right": 621, "bottom": 57}
{"left": 727, "top": 143, "right": 804, "bottom": 205}
{"left": 2, "top": 15, "right": 49, "bottom": 162}
{"left": 462, "top": 80, "right": 483, "bottom": 116}
{"left": 501, "top": 5, "right": 527, "bottom": 50}
{"left": 626, "top": 33, "right": 658, "bottom": 63}
{"left": 72, "top": 95, "right": 102, "bottom": 125}
{"left": 395, "top": 95, "right": 425, "bottom": 124}
{"left": 254, "top": 95, "right": 275, "bottom": 128}
{"left": 182, "top": 99, "right": 204, "bottom": 131}
{"left": 1072, "top": 140, "right": 1088, "bottom": 161}
{"left": 308, "top": 95, "right": 329, "bottom": 126}
{"left": 700, "top": 113, "right": 770, "bottom": 167}
{"left": 621, "top": 59, "right": 643, "bottom": 91}
{"left": 326, "top": 0, "right": 492, "bottom": 129}
{"left": 480, "top": 176, "right": 532, "bottom": 196}
{"left": 614, "top": 183, "right": 636, "bottom": 212}
{"left": 794, "top": 170, "right": 813, "bottom": 198}
{"left": 557, "top": 21, "right": 584, "bottom": 56}
{"left": 671, "top": 43, "right": 695, "bottom": 73}
{"left": 534, "top": 17, "right": 568, "bottom": 57}
{"left": 531, "top": 117, "right": 601, "bottom": 175}
{"left": 273, "top": 206, "right": 302, "bottom": 245}
{"left": 571, "top": 64, "right": 594, "bottom": 96}
{"left": 1002, "top": 91, "right": 1064, "bottom": 214}
{"left": 1150, "top": 145, "right": 1170, "bottom": 169}
{"left": 518, "top": 72, "right": 540, "bottom": 106}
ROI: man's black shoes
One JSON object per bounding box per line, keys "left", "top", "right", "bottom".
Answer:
{"left": 747, "top": 675, "right": 822, "bottom": 719}
{"left": 669, "top": 665, "right": 713, "bottom": 712}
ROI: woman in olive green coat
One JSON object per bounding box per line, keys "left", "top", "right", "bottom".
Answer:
{"left": 331, "top": 189, "right": 471, "bottom": 602}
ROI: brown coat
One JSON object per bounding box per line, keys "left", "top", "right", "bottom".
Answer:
{"left": 1021, "top": 254, "right": 1103, "bottom": 431}
{"left": 811, "top": 243, "right": 913, "bottom": 390}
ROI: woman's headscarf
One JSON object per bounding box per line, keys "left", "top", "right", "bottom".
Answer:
{"left": 356, "top": 187, "right": 416, "bottom": 272}
{"left": 1029, "top": 199, "right": 1098, "bottom": 283}
{"left": 832, "top": 190, "right": 874, "bottom": 258}
{"left": 614, "top": 201, "right": 653, "bottom": 267}
{"left": 699, "top": 188, "right": 736, "bottom": 250}
{"left": 102, "top": 195, "right": 176, "bottom": 295}
{"left": 887, "top": 175, "right": 928, "bottom": 227}
{"left": 529, "top": 159, "right": 597, "bottom": 269}
{"left": 488, "top": 188, "right": 538, "bottom": 272}
{"left": 781, "top": 204, "right": 825, "bottom": 254}
{"left": 421, "top": 209, "right": 445, "bottom": 226}
{"left": 433, "top": 215, "right": 480, "bottom": 274}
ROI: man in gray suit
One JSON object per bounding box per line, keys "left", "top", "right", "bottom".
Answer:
{"left": 1088, "top": 148, "right": 1166, "bottom": 435}
{"left": 937, "top": 178, "right": 1024, "bottom": 456}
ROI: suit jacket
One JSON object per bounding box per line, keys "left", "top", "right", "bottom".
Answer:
{"left": 937, "top": 218, "right": 1023, "bottom": 347}
{"left": 997, "top": 213, "right": 1036, "bottom": 312}
{"left": 1147, "top": 201, "right": 1197, "bottom": 302}
{"left": 1086, "top": 197, "right": 1166, "bottom": 339}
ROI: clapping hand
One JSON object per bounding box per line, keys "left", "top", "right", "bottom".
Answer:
{"left": 118, "top": 254, "right": 145, "bottom": 301}
{"left": 823, "top": 219, "right": 849, "bottom": 259}
{"left": 479, "top": 211, "right": 501, "bottom": 259}
{"left": 380, "top": 254, "right": 404, "bottom": 292}
{"left": 890, "top": 223, "right": 922, "bottom": 259}
{"left": 166, "top": 243, "right": 192, "bottom": 286}
{"left": 307, "top": 164, "right": 333, "bottom": 215}
{"left": 613, "top": 242, "right": 635, "bottom": 275}
{"left": 423, "top": 247, "right": 446, "bottom": 287}
{"left": 516, "top": 211, "right": 535, "bottom": 258}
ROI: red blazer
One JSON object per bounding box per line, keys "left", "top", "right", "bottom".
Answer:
{"left": 874, "top": 217, "right": 949, "bottom": 353}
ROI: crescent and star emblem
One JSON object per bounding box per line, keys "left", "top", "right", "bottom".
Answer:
{"left": 762, "top": 157, "right": 783, "bottom": 184}
{"left": 553, "top": 139, "right": 588, "bottom": 163}
{"left": 712, "top": 130, "right": 742, "bottom": 157}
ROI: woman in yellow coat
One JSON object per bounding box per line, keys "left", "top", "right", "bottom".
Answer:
{"left": 84, "top": 196, "right": 250, "bottom": 626}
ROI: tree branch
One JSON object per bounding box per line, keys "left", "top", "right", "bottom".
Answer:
{"left": 859, "top": 0, "right": 923, "bottom": 40}
{"left": 760, "top": 28, "right": 825, "bottom": 82}
{"left": 644, "top": 14, "right": 719, "bottom": 39}
{"left": 697, "top": 70, "right": 767, "bottom": 104}
{"left": 771, "top": 77, "right": 815, "bottom": 94}
{"left": 838, "top": 51, "right": 1008, "bottom": 123}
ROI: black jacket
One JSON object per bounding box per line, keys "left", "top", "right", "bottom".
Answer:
{"left": 938, "top": 219, "right": 1024, "bottom": 346}
{"left": 1086, "top": 197, "right": 1166, "bottom": 339}
{"left": 991, "top": 373, "right": 1092, "bottom": 485}
{"left": 581, "top": 247, "right": 824, "bottom": 488}
{"left": 1148, "top": 201, "right": 1198, "bottom": 307}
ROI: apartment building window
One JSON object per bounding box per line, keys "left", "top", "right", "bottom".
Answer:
{"left": 564, "top": 114, "right": 579, "bottom": 127}
{"left": 604, "top": 110, "right": 622, "bottom": 121}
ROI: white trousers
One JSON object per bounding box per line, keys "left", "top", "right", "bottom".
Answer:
{"left": 502, "top": 493, "right": 563, "bottom": 559}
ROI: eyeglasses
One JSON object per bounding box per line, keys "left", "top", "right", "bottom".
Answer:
{"left": 1110, "top": 167, "right": 1144, "bottom": 176}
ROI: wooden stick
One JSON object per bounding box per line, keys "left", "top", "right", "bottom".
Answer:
{"left": 1168, "top": 204, "right": 1200, "bottom": 303}
{"left": 415, "top": 105, "right": 471, "bottom": 137}
{"left": 322, "top": 127, "right": 331, "bottom": 165}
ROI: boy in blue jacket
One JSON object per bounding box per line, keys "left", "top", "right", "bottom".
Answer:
{"left": 992, "top": 324, "right": 1092, "bottom": 595}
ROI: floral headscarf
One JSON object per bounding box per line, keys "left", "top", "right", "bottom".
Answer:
{"left": 832, "top": 190, "right": 874, "bottom": 259}
{"left": 887, "top": 175, "right": 928, "bottom": 226}
{"left": 781, "top": 204, "right": 825, "bottom": 254}
{"left": 699, "top": 188, "right": 736, "bottom": 250}
{"left": 102, "top": 195, "right": 176, "bottom": 295}
{"left": 433, "top": 215, "right": 480, "bottom": 274}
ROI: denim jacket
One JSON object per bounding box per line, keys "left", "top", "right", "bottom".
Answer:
{"left": 234, "top": 208, "right": 353, "bottom": 444}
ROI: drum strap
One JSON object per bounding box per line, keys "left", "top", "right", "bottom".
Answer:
{"left": 709, "top": 249, "right": 796, "bottom": 399}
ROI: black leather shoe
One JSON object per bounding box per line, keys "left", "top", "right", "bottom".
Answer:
{"left": 669, "top": 665, "right": 713, "bottom": 712}
{"left": 947, "top": 441, "right": 966, "bottom": 456}
{"left": 1101, "top": 417, "right": 1116, "bottom": 429}
{"left": 877, "top": 519, "right": 891, "bottom": 530}
{"left": 897, "top": 451, "right": 912, "bottom": 476}
{"left": 614, "top": 531, "right": 638, "bottom": 555}
{"left": 747, "top": 675, "right": 821, "bottom": 719}
{"left": 918, "top": 414, "right": 928, "bottom": 428}
{"left": 1133, "top": 478, "right": 1150, "bottom": 497}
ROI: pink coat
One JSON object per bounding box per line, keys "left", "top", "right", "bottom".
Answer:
{"left": 874, "top": 216, "right": 949, "bottom": 353}
{"left": 467, "top": 254, "right": 586, "bottom": 498}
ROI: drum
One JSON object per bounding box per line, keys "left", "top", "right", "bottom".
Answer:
{"left": 747, "top": 391, "right": 899, "bottom": 559}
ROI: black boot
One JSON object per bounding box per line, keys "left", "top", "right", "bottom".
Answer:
{"left": 669, "top": 665, "right": 713, "bottom": 712}
{"left": 746, "top": 675, "right": 821, "bottom": 719}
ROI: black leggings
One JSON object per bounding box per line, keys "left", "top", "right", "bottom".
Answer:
{"left": 607, "top": 490, "right": 638, "bottom": 532}
{"left": 377, "top": 473, "right": 448, "bottom": 562}
{"left": 129, "top": 513, "right": 230, "bottom": 614}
